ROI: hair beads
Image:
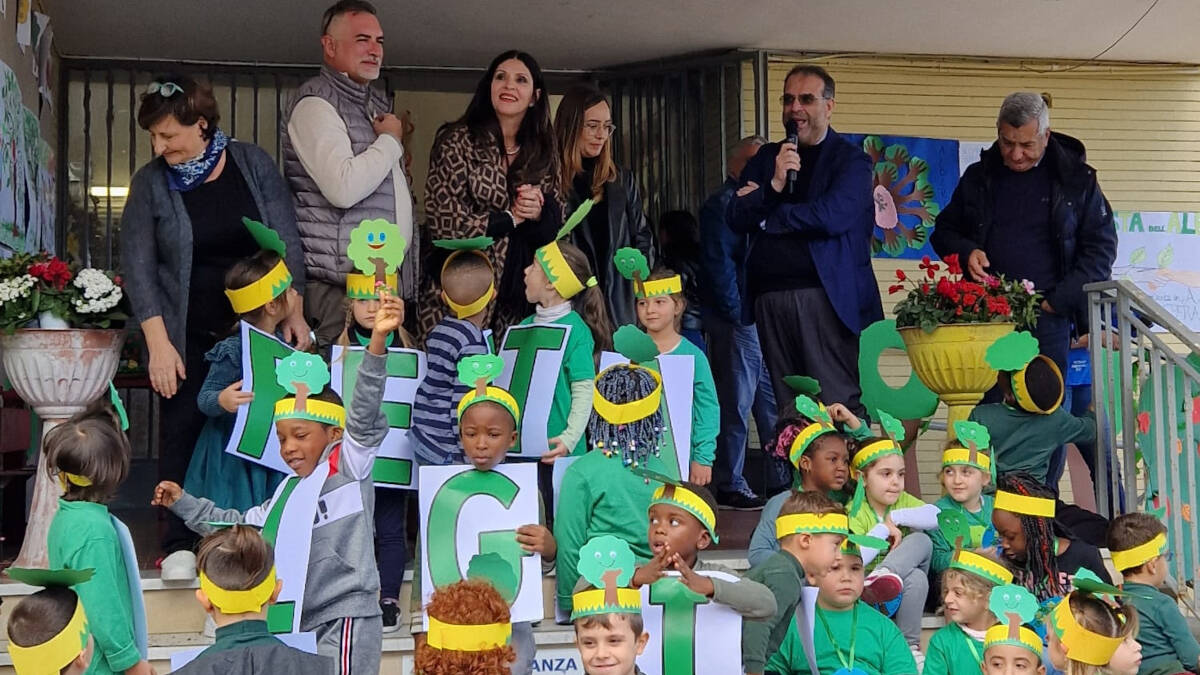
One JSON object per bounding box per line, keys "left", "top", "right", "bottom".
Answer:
{"left": 588, "top": 365, "right": 664, "bottom": 467}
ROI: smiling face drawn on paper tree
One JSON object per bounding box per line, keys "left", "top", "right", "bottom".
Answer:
{"left": 577, "top": 535, "right": 636, "bottom": 607}
{"left": 348, "top": 219, "right": 407, "bottom": 284}
{"left": 276, "top": 352, "right": 330, "bottom": 412}
{"left": 989, "top": 584, "right": 1039, "bottom": 635}
{"left": 863, "top": 136, "right": 939, "bottom": 257}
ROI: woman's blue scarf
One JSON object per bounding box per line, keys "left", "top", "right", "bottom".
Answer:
{"left": 166, "top": 129, "right": 229, "bottom": 192}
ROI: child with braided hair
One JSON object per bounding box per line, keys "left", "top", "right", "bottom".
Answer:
{"left": 554, "top": 336, "right": 664, "bottom": 617}
{"left": 991, "top": 472, "right": 1110, "bottom": 602}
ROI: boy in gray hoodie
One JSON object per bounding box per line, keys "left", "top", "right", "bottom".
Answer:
{"left": 154, "top": 291, "right": 401, "bottom": 674}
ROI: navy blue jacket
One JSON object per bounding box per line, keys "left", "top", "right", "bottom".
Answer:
{"left": 931, "top": 132, "right": 1117, "bottom": 332}
{"left": 699, "top": 177, "right": 747, "bottom": 325}
{"left": 726, "top": 128, "right": 883, "bottom": 334}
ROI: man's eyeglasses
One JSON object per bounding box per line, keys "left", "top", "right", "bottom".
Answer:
{"left": 584, "top": 121, "right": 617, "bottom": 137}
{"left": 779, "top": 93, "right": 829, "bottom": 107}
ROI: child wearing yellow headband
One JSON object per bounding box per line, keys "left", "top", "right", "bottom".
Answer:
{"left": 181, "top": 250, "right": 298, "bottom": 563}
{"left": 5, "top": 568, "right": 94, "bottom": 675}
{"left": 521, "top": 239, "right": 612, "bottom": 460}
{"left": 1106, "top": 513, "right": 1198, "bottom": 674}
{"left": 929, "top": 421, "right": 998, "bottom": 578}
{"left": 1047, "top": 590, "right": 1143, "bottom": 675}
{"left": 176, "top": 526, "right": 331, "bottom": 673}
{"left": 415, "top": 578, "right": 517, "bottom": 675}
{"left": 924, "top": 546, "right": 1014, "bottom": 675}
{"left": 46, "top": 399, "right": 152, "bottom": 675}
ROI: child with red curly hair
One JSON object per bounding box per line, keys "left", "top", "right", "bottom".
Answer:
{"left": 415, "top": 579, "right": 516, "bottom": 675}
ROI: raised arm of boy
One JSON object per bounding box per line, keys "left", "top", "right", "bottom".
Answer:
{"left": 338, "top": 290, "right": 400, "bottom": 480}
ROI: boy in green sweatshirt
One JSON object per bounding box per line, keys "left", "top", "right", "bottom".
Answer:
{"left": 742, "top": 490, "right": 848, "bottom": 675}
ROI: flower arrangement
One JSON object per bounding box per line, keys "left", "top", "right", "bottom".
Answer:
{"left": 891, "top": 254, "right": 1041, "bottom": 333}
{"left": 0, "top": 252, "right": 128, "bottom": 334}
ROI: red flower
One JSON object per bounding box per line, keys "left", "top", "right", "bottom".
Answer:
{"left": 895, "top": 269, "right": 907, "bottom": 282}
{"left": 920, "top": 283, "right": 930, "bottom": 294}
{"left": 919, "top": 255, "right": 940, "bottom": 280}
{"left": 888, "top": 284, "right": 905, "bottom": 295}
{"left": 944, "top": 253, "right": 962, "bottom": 276}
{"left": 1137, "top": 412, "right": 1151, "bottom": 434}
{"left": 113, "top": 275, "right": 123, "bottom": 286}
{"left": 29, "top": 257, "right": 72, "bottom": 290}
{"left": 936, "top": 278, "right": 958, "bottom": 300}
{"left": 962, "top": 293, "right": 979, "bottom": 307}
{"left": 955, "top": 307, "right": 963, "bottom": 316}
{"left": 986, "top": 296, "right": 1012, "bottom": 316}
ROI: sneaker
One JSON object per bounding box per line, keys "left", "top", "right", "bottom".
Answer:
{"left": 861, "top": 568, "right": 903, "bottom": 606}
{"left": 717, "top": 489, "right": 766, "bottom": 511}
{"left": 160, "top": 550, "right": 197, "bottom": 581}
{"left": 381, "top": 599, "right": 401, "bottom": 634}
{"left": 910, "top": 643, "right": 925, "bottom": 672}
{"left": 202, "top": 614, "right": 216, "bottom": 639}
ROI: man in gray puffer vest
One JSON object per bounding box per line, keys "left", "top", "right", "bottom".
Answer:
{"left": 283, "top": 0, "right": 414, "bottom": 346}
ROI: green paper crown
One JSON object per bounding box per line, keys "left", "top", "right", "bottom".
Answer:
{"left": 613, "top": 324, "right": 659, "bottom": 365}
{"left": 613, "top": 248, "right": 650, "bottom": 283}
{"left": 467, "top": 553, "right": 519, "bottom": 605}
{"left": 242, "top": 217, "right": 287, "bottom": 257}
{"left": 783, "top": 375, "right": 821, "bottom": 397}
{"left": 347, "top": 219, "right": 406, "bottom": 276}
{"left": 5, "top": 567, "right": 95, "bottom": 587}
{"left": 457, "top": 354, "right": 506, "bottom": 389}
{"left": 986, "top": 331, "right": 1040, "bottom": 372}
{"left": 557, "top": 199, "right": 595, "bottom": 240}
{"left": 433, "top": 236, "right": 495, "bottom": 251}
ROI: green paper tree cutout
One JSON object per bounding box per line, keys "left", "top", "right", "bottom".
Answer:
{"left": 5, "top": 567, "right": 95, "bottom": 587}
{"left": 433, "top": 236, "right": 495, "bottom": 251}
{"left": 467, "top": 552, "right": 519, "bottom": 605}
{"left": 877, "top": 410, "right": 906, "bottom": 443}
{"left": 986, "top": 331, "right": 1040, "bottom": 372}
{"left": 938, "top": 510, "right": 971, "bottom": 553}
{"left": 989, "top": 584, "right": 1038, "bottom": 640}
{"left": 348, "top": 219, "right": 407, "bottom": 286}
{"left": 794, "top": 396, "right": 831, "bottom": 426}
{"left": 276, "top": 352, "right": 330, "bottom": 413}
{"left": 241, "top": 217, "right": 287, "bottom": 257}
{"left": 954, "top": 420, "right": 991, "bottom": 465}
{"left": 613, "top": 247, "right": 651, "bottom": 295}
{"left": 456, "top": 354, "right": 505, "bottom": 398}
{"left": 783, "top": 375, "right": 821, "bottom": 397}
{"left": 577, "top": 535, "right": 636, "bottom": 608}
{"left": 613, "top": 324, "right": 659, "bottom": 364}
{"left": 557, "top": 199, "right": 595, "bottom": 240}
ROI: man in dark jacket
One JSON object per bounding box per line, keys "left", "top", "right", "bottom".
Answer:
{"left": 932, "top": 92, "right": 1117, "bottom": 384}
{"left": 700, "top": 135, "right": 779, "bottom": 509}
{"left": 727, "top": 65, "right": 882, "bottom": 419}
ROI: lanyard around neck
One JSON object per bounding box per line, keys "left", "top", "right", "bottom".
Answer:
{"left": 817, "top": 604, "right": 858, "bottom": 671}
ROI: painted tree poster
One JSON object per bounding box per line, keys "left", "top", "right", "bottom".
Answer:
{"left": 1112, "top": 211, "right": 1200, "bottom": 332}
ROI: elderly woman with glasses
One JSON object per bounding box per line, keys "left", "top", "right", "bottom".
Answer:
{"left": 553, "top": 84, "right": 655, "bottom": 327}
{"left": 119, "top": 73, "right": 308, "bottom": 580}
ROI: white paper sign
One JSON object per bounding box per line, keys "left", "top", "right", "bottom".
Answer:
{"left": 169, "top": 631, "right": 317, "bottom": 671}
{"left": 598, "top": 352, "right": 695, "bottom": 480}
{"left": 418, "top": 462, "right": 543, "bottom": 627}
{"left": 225, "top": 322, "right": 293, "bottom": 474}
{"left": 494, "top": 323, "right": 571, "bottom": 458}
{"left": 330, "top": 344, "right": 425, "bottom": 489}
{"left": 636, "top": 571, "right": 743, "bottom": 675}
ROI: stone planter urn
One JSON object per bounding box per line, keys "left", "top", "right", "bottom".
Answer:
{"left": 1, "top": 328, "right": 126, "bottom": 567}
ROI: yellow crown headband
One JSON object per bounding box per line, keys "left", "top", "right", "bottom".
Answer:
{"left": 199, "top": 567, "right": 277, "bottom": 614}
{"left": 1011, "top": 355, "right": 1064, "bottom": 415}
{"left": 941, "top": 447, "right": 991, "bottom": 472}
{"left": 637, "top": 275, "right": 682, "bottom": 298}
{"left": 456, "top": 386, "right": 521, "bottom": 424}
{"left": 346, "top": 272, "right": 398, "bottom": 300}
{"left": 535, "top": 241, "right": 597, "bottom": 300}
{"left": 789, "top": 421, "right": 837, "bottom": 466}
{"left": 571, "top": 587, "right": 643, "bottom": 619}
{"left": 593, "top": 364, "right": 663, "bottom": 425}
{"left": 984, "top": 623, "right": 1043, "bottom": 658}
{"left": 775, "top": 513, "right": 849, "bottom": 540}
{"left": 1111, "top": 532, "right": 1167, "bottom": 572}
{"left": 441, "top": 249, "right": 496, "bottom": 319}
{"left": 57, "top": 471, "right": 93, "bottom": 491}
{"left": 851, "top": 438, "right": 903, "bottom": 474}
{"left": 994, "top": 490, "right": 1056, "bottom": 518}
{"left": 1049, "top": 594, "right": 1127, "bottom": 666}
{"left": 225, "top": 259, "right": 293, "bottom": 315}
{"left": 426, "top": 615, "right": 512, "bottom": 652}
{"left": 652, "top": 484, "right": 719, "bottom": 543}
{"left": 273, "top": 398, "right": 346, "bottom": 428}
{"left": 950, "top": 550, "right": 1014, "bottom": 586}
{"left": 8, "top": 599, "right": 89, "bottom": 675}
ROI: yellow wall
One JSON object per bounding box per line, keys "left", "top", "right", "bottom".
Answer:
{"left": 749, "top": 53, "right": 1200, "bottom": 498}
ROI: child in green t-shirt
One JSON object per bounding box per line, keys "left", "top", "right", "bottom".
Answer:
{"left": 930, "top": 421, "right": 998, "bottom": 577}
{"left": 765, "top": 533, "right": 917, "bottom": 675}
{"left": 981, "top": 583, "right": 1045, "bottom": 675}
{"left": 924, "top": 547, "right": 1014, "bottom": 675}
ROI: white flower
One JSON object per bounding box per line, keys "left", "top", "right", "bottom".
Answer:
{"left": 74, "top": 269, "right": 117, "bottom": 299}
{"left": 0, "top": 275, "right": 35, "bottom": 305}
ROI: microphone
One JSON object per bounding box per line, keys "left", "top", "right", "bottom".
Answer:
{"left": 784, "top": 119, "right": 799, "bottom": 194}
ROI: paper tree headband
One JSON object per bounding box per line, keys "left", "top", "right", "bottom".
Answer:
{"left": 225, "top": 217, "right": 293, "bottom": 315}
{"left": 1111, "top": 532, "right": 1167, "bottom": 572}
{"left": 200, "top": 567, "right": 278, "bottom": 615}
{"left": 534, "top": 200, "right": 599, "bottom": 300}
{"left": 455, "top": 354, "right": 520, "bottom": 424}
{"left": 993, "top": 489, "right": 1056, "bottom": 519}
{"left": 789, "top": 396, "right": 837, "bottom": 465}
{"left": 426, "top": 554, "right": 517, "bottom": 653}
{"left": 571, "top": 535, "right": 641, "bottom": 620}
{"left": 841, "top": 532, "right": 889, "bottom": 567}
{"left": 986, "top": 331, "right": 1063, "bottom": 415}
{"left": 346, "top": 219, "right": 406, "bottom": 300}
{"left": 775, "top": 511, "right": 849, "bottom": 540}
{"left": 272, "top": 352, "right": 345, "bottom": 428}
{"left": 613, "top": 247, "right": 680, "bottom": 298}
{"left": 5, "top": 567, "right": 94, "bottom": 675}
{"left": 784, "top": 375, "right": 821, "bottom": 397}
{"left": 938, "top": 510, "right": 1014, "bottom": 585}
{"left": 944, "top": 420, "right": 995, "bottom": 482}
{"left": 847, "top": 410, "right": 906, "bottom": 515}
{"left": 649, "top": 479, "right": 720, "bottom": 543}
{"left": 434, "top": 236, "right": 496, "bottom": 319}
{"left": 1048, "top": 579, "right": 1139, "bottom": 667}
{"left": 985, "top": 584, "right": 1043, "bottom": 658}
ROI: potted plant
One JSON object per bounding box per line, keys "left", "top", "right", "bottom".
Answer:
{"left": 890, "top": 253, "right": 1040, "bottom": 433}
{"left": 0, "top": 252, "right": 128, "bottom": 566}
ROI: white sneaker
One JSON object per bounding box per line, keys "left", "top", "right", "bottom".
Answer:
{"left": 202, "top": 614, "right": 216, "bottom": 639}
{"left": 161, "top": 550, "right": 197, "bottom": 581}
{"left": 910, "top": 643, "right": 925, "bottom": 673}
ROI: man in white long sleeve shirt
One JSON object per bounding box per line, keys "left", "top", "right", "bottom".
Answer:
{"left": 282, "top": 0, "right": 414, "bottom": 346}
